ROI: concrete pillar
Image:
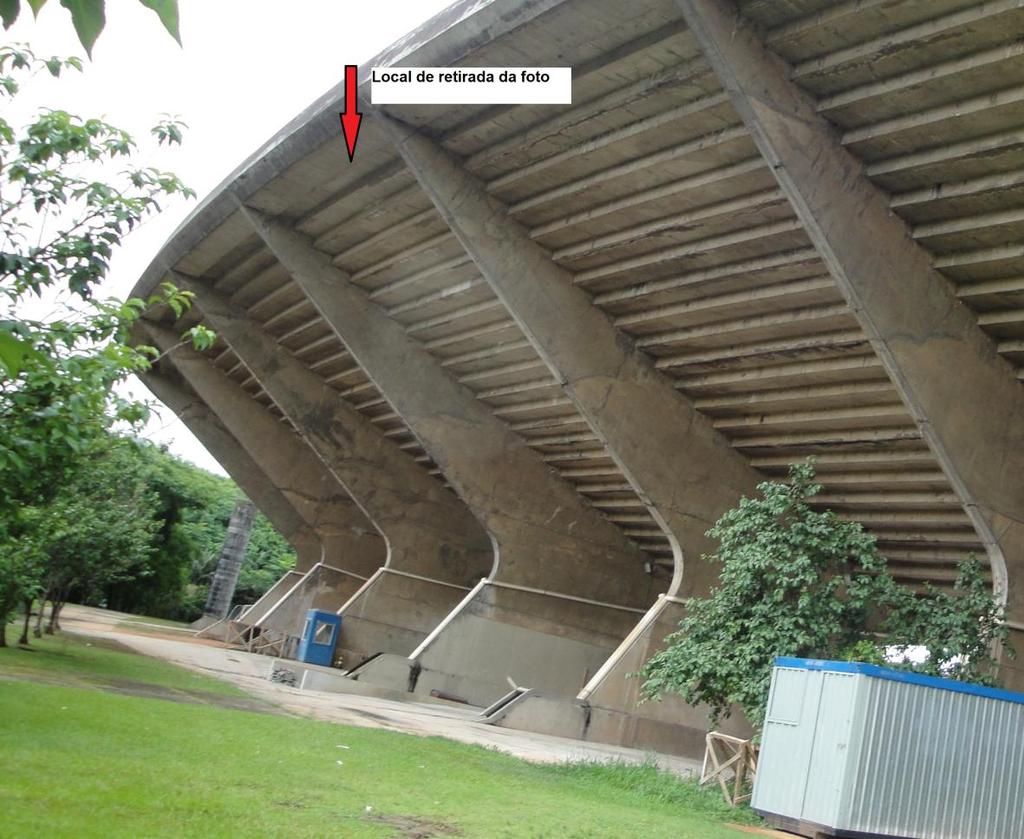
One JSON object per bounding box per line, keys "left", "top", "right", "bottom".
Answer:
{"left": 203, "top": 498, "right": 256, "bottom": 620}
{"left": 378, "top": 113, "right": 768, "bottom": 748}
{"left": 242, "top": 205, "right": 654, "bottom": 704}
{"left": 142, "top": 324, "right": 386, "bottom": 627}
{"left": 138, "top": 367, "right": 323, "bottom": 572}
{"left": 140, "top": 366, "right": 322, "bottom": 642}
{"left": 176, "top": 276, "right": 493, "bottom": 665}
{"left": 676, "top": 0, "right": 1024, "bottom": 688}
{"left": 497, "top": 596, "right": 750, "bottom": 757}
{"left": 378, "top": 112, "right": 763, "bottom": 599}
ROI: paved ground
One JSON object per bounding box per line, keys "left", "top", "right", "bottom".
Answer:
{"left": 59, "top": 605, "right": 704, "bottom": 776}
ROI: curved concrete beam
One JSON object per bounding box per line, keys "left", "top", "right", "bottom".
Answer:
{"left": 377, "top": 112, "right": 763, "bottom": 599}
{"left": 176, "top": 276, "right": 496, "bottom": 664}
{"left": 239, "top": 205, "right": 650, "bottom": 607}
{"left": 241, "top": 205, "right": 656, "bottom": 703}
{"left": 675, "top": 0, "right": 1024, "bottom": 684}
{"left": 175, "top": 274, "right": 492, "bottom": 587}
{"left": 142, "top": 323, "right": 385, "bottom": 579}
{"left": 139, "top": 366, "right": 323, "bottom": 571}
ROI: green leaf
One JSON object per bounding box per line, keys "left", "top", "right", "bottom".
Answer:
{"left": 183, "top": 324, "right": 215, "bottom": 351}
{"left": 138, "top": 0, "right": 179, "bottom": 45}
{"left": 0, "top": 0, "right": 19, "bottom": 29}
{"left": 0, "top": 329, "right": 33, "bottom": 377}
{"left": 59, "top": 0, "right": 105, "bottom": 57}
{"left": 27, "top": 0, "right": 47, "bottom": 15}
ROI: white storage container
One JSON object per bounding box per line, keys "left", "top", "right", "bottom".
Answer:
{"left": 752, "top": 657, "right": 1024, "bottom": 838}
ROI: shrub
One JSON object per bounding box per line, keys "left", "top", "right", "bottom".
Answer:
{"left": 639, "top": 462, "right": 1009, "bottom": 729}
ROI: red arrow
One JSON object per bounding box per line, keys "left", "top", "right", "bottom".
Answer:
{"left": 339, "top": 64, "right": 362, "bottom": 162}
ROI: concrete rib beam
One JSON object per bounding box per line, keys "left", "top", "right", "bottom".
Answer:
{"left": 139, "top": 367, "right": 324, "bottom": 572}
{"left": 141, "top": 323, "right": 386, "bottom": 578}
{"left": 377, "top": 111, "right": 766, "bottom": 599}
{"left": 675, "top": 0, "right": 1024, "bottom": 684}
{"left": 238, "top": 205, "right": 651, "bottom": 609}
{"left": 238, "top": 204, "right": 664, "bottom": 704}
{"left": 176, "top": 275, "right": 492, "bottom": 588}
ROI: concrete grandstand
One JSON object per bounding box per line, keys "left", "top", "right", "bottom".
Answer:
{"left": 132, "top": 0, "right": 1024, "bottom": 758}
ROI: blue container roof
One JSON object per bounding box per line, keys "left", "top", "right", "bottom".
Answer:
{"left": 305, "top": 609, "right": 341, "bottom": 623}
{"left": 774, "top": 657, "right": 1024, "bottom": 706}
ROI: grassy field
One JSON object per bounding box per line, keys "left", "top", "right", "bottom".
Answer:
{"left": 0, "top": 627, "right": 761, "bottom": 838}
{"left": 0, "top": 629, "right": 244, "bottom": 697}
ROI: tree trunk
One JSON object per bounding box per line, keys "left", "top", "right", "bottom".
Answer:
{"left": 45, "top": 586, "right": 67, "bottom": 635}
{"left": 48, "top": 600, "right": 64, "bottom": 633}
{"left": 18, "top": 598, "right": 31, "bottom": 645}
{"left": 32, "top": 593, "right": 46, "bottom": 638}
{"left": 0, "top": 593, "right": 13, "bottom": 648}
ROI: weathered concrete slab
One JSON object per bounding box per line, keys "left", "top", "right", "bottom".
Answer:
{"left": 379, "top": 112, "right": 762, "bottom": 600}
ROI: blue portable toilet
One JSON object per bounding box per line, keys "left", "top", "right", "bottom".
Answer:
{"left": 296, "top": 609, "right": 341, "bottom": 667}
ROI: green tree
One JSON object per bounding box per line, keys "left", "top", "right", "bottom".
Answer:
{"left": 102, "top": 439, "right": 235, "bottom": 618}
{"left": 26, "top": 436, "right": 161, "bottom": 635}
{"left": 0, "top": 520, "right": 44, "bottom": 646}
{"left": 0, "top": 46, "right": 202, "bottom": 509}
{"left": 4, "top": 432, "right": 298, "bottom": 636}
{"left": 885, "top": 557, "right": 1008, "bottom": 684}
{"left": 0, "top": 46, "right": 210, "bottom": 634}
{"left": 99, "top": 439, "right": 297, "bottom": 621}
{"left": 639, "top": 463, "right": 1009, "bottom": 729}
{"left": 0, "top": 0, "right": 180, "bottom": 55}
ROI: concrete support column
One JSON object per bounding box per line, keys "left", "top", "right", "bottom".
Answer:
{"left": 377, "top": 113, "right": 770, "bottom": 743}
{"left": 139, "top": 367, "right": 323, "bottom": 572}
{"left": 242, "top": 205, "right": 654, "bottom": 704}
{"left": 497, "top": 596, "right": 750, "bottom": 757}
{"left": 140, "top": 366, "right": 323, "bottom": 642}
{"left": 142, "top": 325, "right": 386, "bottom": 631}
{"left": 202, "top": 498, "right": 256, "bottom": 620}
{"left": 675, "top": 0, "right": 1024, "bottom": 688}
{"left": 177, "top": 277, "right": 493, "bottom": 665}
{"left": 378, "top": 112, "right": 763, "bottom": 599}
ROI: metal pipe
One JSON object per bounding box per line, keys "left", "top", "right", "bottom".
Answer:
{"left": 488, "top": 580, "right": 647, "bottom": 614}
{"left": 407, "top": 578, "right": 489, "bottom": 661}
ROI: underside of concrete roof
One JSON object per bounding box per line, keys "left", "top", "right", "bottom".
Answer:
{"left": 136, "top": 0, "right": 1024, "bottom": 733}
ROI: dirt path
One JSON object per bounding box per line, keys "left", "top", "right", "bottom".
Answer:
{"left": 58, "top": 605, "right": 704, "bottom": 776}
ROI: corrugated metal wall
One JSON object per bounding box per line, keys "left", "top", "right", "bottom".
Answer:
{"left": 845, "top": 677, "right": 1024, "bottom": 839}
{"left": 755, "top": 663, "right": 1024, "bottom": 839}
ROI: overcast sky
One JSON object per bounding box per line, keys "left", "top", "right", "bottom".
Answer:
{"left": 6, "top": 0, "right": 454, "bottom": 475}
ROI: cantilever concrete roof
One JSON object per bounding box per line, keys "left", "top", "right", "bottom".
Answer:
{"left": 137, "top": 0, "right": 1024, "bottom": 590}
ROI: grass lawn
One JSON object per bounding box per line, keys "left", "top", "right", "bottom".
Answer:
{"left": 0, "top": 627, "right": 761, "bottom": 838}
{"left": 0, "top": 628, "right": 245, "bottom": 698}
